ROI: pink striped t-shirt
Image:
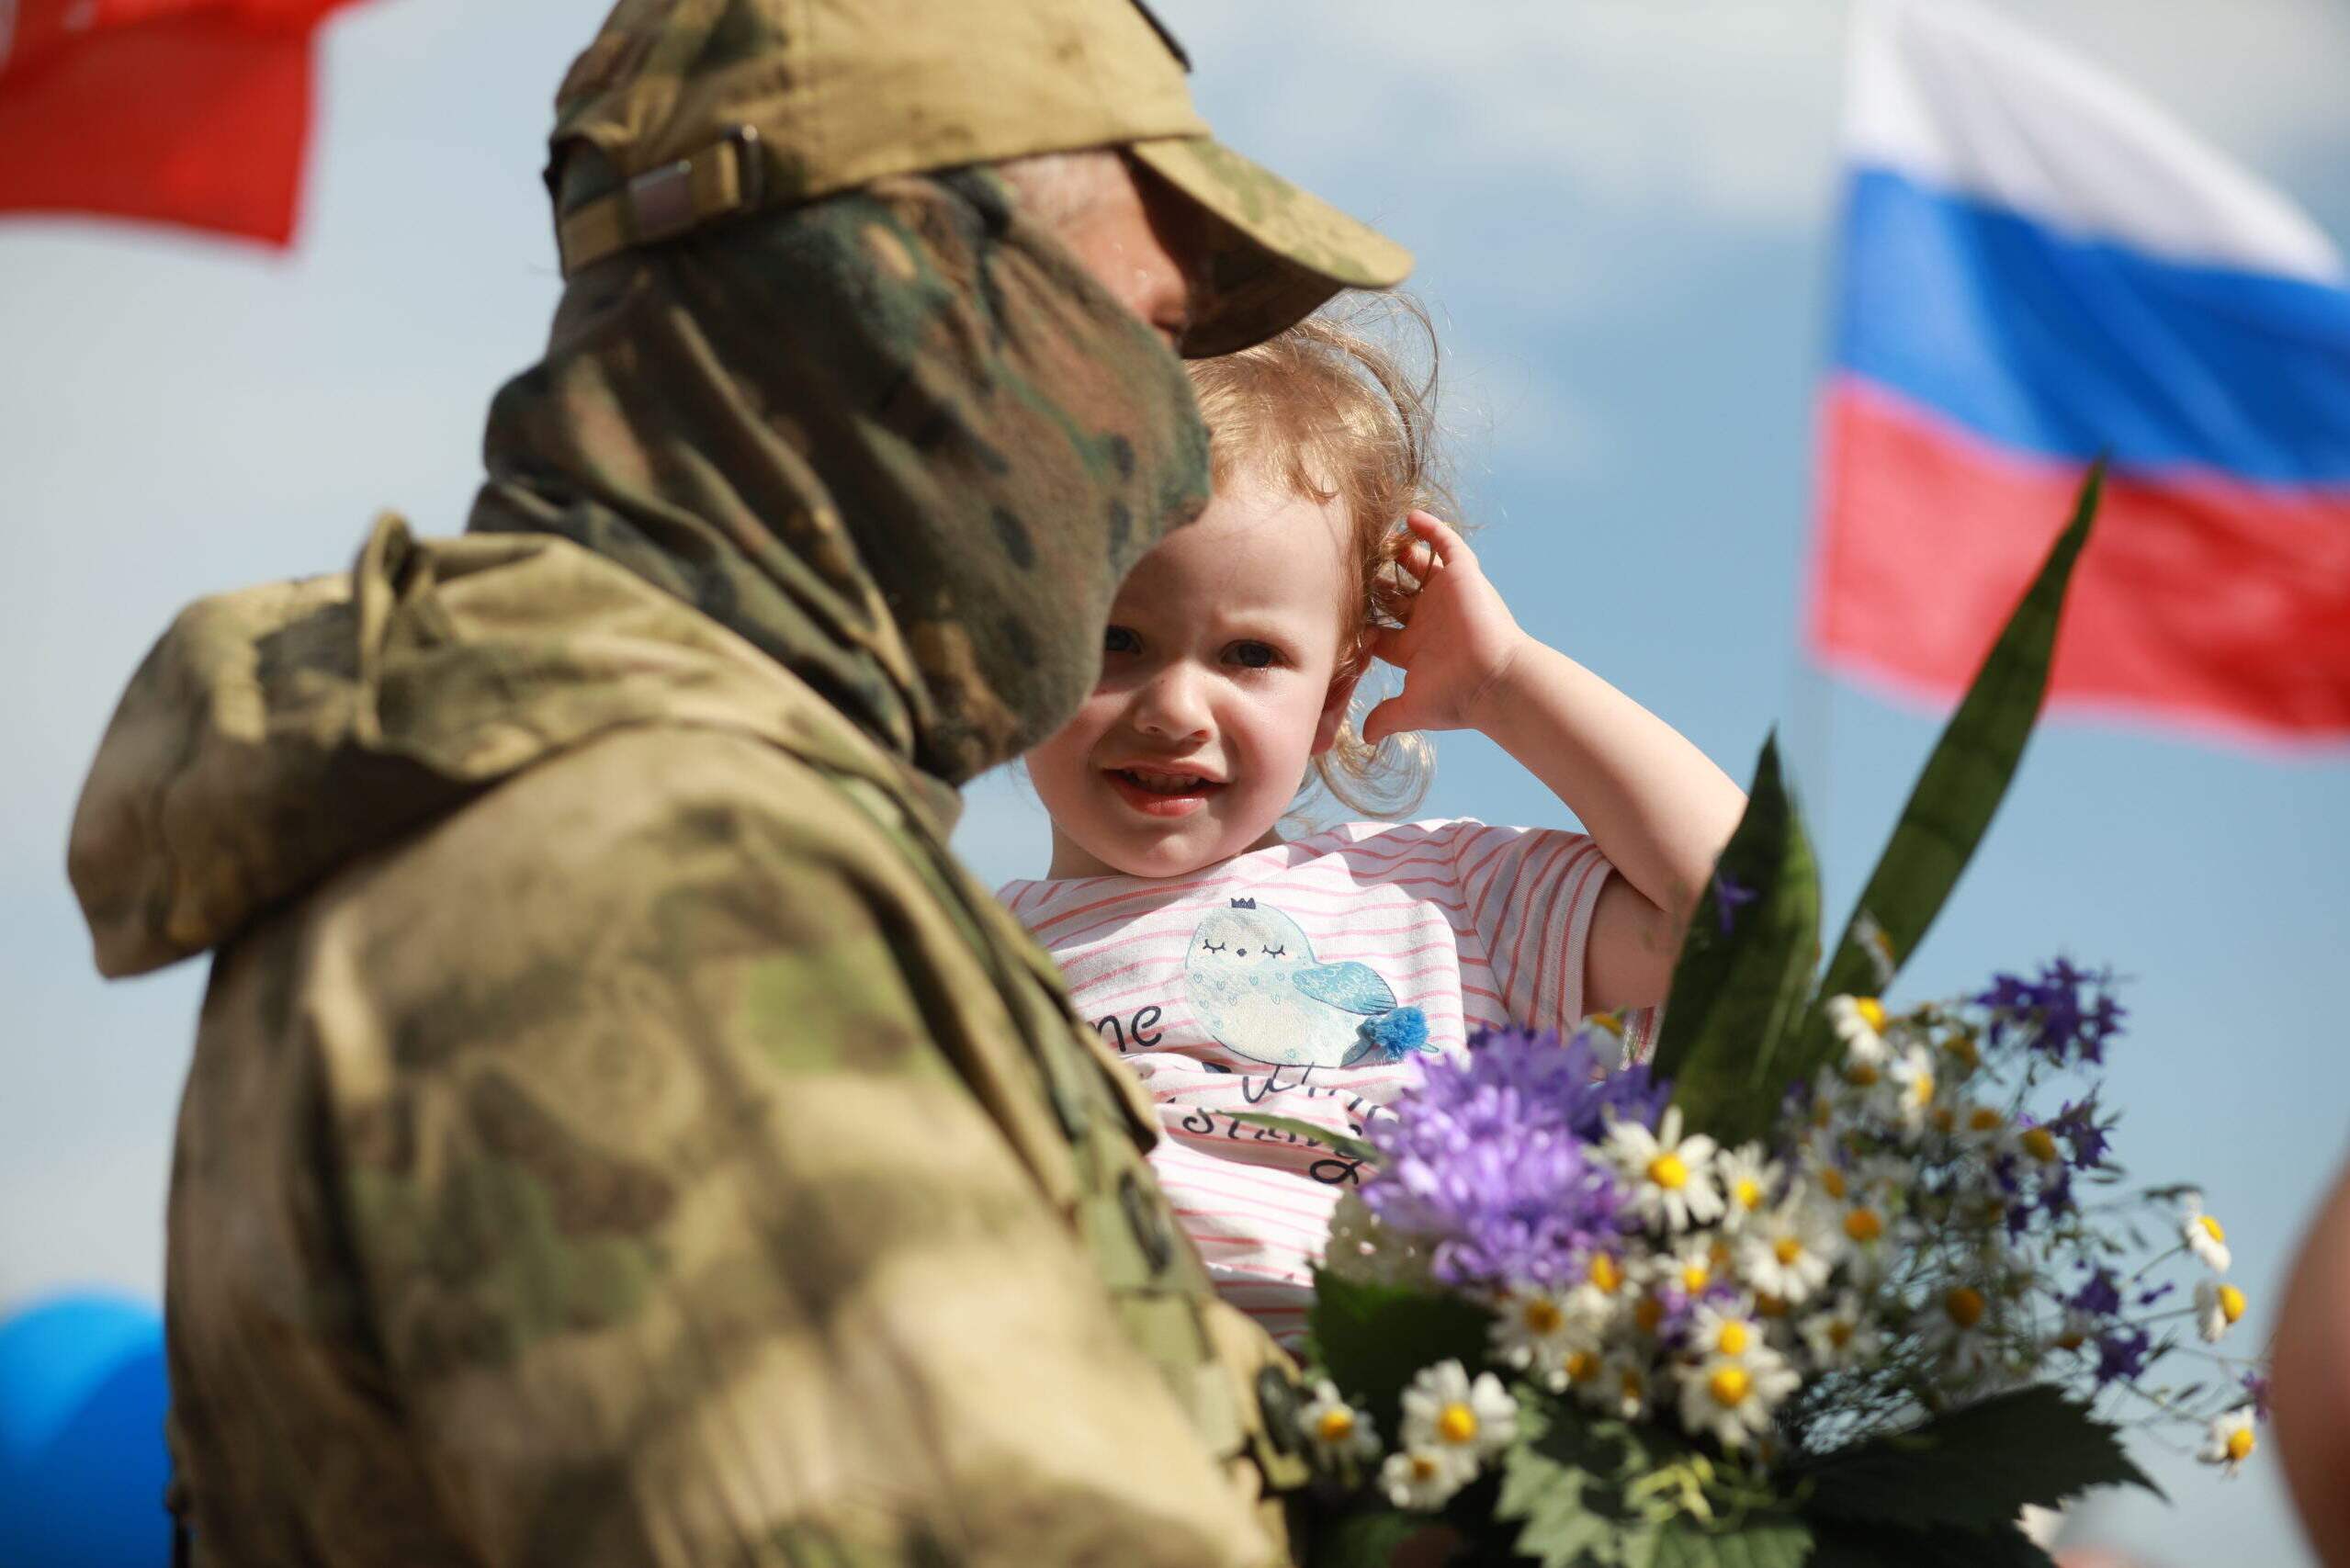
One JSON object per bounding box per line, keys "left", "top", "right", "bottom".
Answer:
{"left": 998, "top": 818, "right": 1651, "bottom": 1346}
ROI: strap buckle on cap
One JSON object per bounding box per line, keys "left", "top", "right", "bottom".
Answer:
{"left": 557, "top": 123, "right": 766, "bottom": 277}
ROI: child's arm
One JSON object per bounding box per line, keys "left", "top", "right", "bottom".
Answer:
{"left": 1361, "top": 513, "right": 1746, "bottom": 1012}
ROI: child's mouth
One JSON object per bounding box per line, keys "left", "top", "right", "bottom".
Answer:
{"left": 1103, "top": 767, "right": 1224, "bottom": 818}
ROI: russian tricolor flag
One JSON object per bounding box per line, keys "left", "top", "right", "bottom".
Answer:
{"left": 1811, "top": 0, "right": 2350, "bottom": 741}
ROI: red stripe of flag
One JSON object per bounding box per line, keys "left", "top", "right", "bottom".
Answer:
{"left": 0, "top": 0, "right": 357, "bottom": 246}
{"left": 1812, "top": 379, "right": 2350, "bottom": 743}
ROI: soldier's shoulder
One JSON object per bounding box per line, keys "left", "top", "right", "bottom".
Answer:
{"left": 463, "top": 723, "right": 894, "bottom": 876}
{"left": 262, "top": 724, "right": 946, "bottom": 1085}
{"left": 303, "top": 724, "right": 916, "bottom": 979}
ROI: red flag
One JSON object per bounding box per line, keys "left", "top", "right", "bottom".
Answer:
{"left": 0, "top": 0, "right": 356, "bottom": 246}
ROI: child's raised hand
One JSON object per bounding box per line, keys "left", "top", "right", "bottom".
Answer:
{"left": 1360, "top": 512, "right": 1530, "bottom": 744}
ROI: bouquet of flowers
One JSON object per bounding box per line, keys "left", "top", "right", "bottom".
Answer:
{"left": 1253, "top": 470, "right": 2268, "bottom": 1566}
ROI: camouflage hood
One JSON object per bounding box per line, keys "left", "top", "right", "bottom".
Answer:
{"left": 469, "top": 166, "right": 1211, "bottom": 786}
{"left": 71, "top": 520, "right": 949, "bottom": 979}
{"left": 72, "top": 170, "right": 1210, "bottom": 978}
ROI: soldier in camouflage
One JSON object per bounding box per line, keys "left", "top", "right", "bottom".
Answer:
{"left": 65, "top": 2, "right": 1409, "bottom": 1562}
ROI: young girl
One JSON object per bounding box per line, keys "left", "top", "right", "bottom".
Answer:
{"left": 997, "top": 313, "right": 1747, "bottom": 1345}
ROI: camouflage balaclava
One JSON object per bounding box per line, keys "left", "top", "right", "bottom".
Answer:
{"left": 469, "top": 166, "right": 1210, "bottom": 786}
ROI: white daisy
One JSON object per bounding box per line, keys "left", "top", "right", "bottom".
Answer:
{"left": 1802, "top": 1138, "right": 1898, "bottom": 1215}
{"left": 1607, "top": 1106, "right": 1724, "bottom": 1231}
{"left": 1490, "top": 1287, "right": 1602, "bottom": 1393}
{"left": 1381, "top": 1445, "right": 1473, "bottom": 1510}
{"left": 1850, "top": 1152, "right": 1914, "bottom": 1206}
{"left": 2182, "top": 1198, "right": 2232, "bottom": 1272}
{"left": 1950, "top": 1100, "right": 2012, "bottom": 1159}
{"left": 1922, "top": 1285, "right": 2000, "bottom": 1383}
{"left": 2048, "top": 1307, "right": 2098, "bottom": 1355}
{"left": 1749, "top": 1285, "right": 1803, "bottom": 1348}
{"left": 1851, "top": 908, "right": 1898, "bottom": 989}
{"left": 1650, "top": 1235, "right": 1727, "bottom": 1300}
{"left": 1398, "top": 1359, "right": 1517, "bottom": 1466}
{"left": 2016, "top": 1121, "right": 2065, "bottom": 1170}
{"left": 1796, "top": 1292, "right": 1882, "bottom": 1371}
{"left": 1883, "top": 1044, "right": 1938, "bottom": 1141}
{"left": 1559, "top": 1344, "right": 1608, "bottom": 1394}
{"left": 1715, "top": 1143, "right": 1780, "bottom": 1230}
{"left": 1737, "top": 1202, "right": 1843, "bottom": 1304}
{"left": 1626, "top": 1287, "right": 1674, "bottom": 1342}
{"left": 1564, "top": 1247, "right": 1633, "bottom": 1327}
{"left": 1802, "top": 1144, "right": 1855, "bottom": 1205}
{"left": 1593, "top": 1347, "right": 1654, "bottom": 1420}
{"left": 1676, "top": 1344, "right": 1802, "bottom": 1450}
{"left": 2199, "top": 1406, "right": 2258, "bottom": 1478}
{"left": 1922, "top": 1099, "right": 1961, "bottom": 1143}
{"left": 1296, "top": 1381, "right": 1381, "bottom": 1469}
{"left": 1938, "top": 1022, "right": 1983, "bottom": 1078}
{"left": 1828, "top": 995, "right": 1892, "bottom": 1077}
{"left": 1833, "top": 1199, "right": 1894, "bottom": 1283}
{"left": 1688, "top": 1300, "right": 1768, "bottom": 1364}
{"left": 2195, "top": 1279, "right": 2249, "bottom": 1344}
{"left": 1802, "top": 1071, "right": 1849, "bottom": 1138}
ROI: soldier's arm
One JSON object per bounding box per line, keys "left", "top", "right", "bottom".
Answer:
{"left": 333, "top": 739, "right": 1280, "bottom": 1568}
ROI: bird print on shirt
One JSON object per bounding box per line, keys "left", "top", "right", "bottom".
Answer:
{"left": 1184, "top": 898, "right": 1432, "bottom": 1089}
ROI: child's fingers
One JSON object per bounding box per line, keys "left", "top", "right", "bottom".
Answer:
{"left": 1360, "top": 691, "right": 1409, "bottom": 745}
{"left": 1404, "top": 510, "right": 1474, "bottom": 570}
{"left": 1394, "top": 538, "right": 1438, "bottom": 588}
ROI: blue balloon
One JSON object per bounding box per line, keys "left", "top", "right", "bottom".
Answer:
{"left": 0, "top": 1292, "right": 174, "bottom": 1568}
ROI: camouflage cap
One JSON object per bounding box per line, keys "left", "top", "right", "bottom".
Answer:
{"left": 548, "top": 0, "right": 1412, "bottom": 356}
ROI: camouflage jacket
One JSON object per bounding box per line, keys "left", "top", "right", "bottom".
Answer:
{"left": 70, "top": 519, "right": 1310, "bottom": 1565}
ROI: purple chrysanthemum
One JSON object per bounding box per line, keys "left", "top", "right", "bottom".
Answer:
{"left": 1360, "top": 1028, "right": 1662, "bottom": 1289}
{"left": 1474, "top": 1024, "right": 1672, "bottom": 1140}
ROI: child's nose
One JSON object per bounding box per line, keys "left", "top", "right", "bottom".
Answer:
{"left": 1133, "top": 662, "right": 1214, "bottom": 740}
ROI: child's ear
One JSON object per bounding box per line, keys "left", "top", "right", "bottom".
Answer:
{"left": 1311, "top": 668, "right": 1365, "bottom": 756}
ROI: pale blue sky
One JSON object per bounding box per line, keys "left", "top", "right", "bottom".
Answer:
{"left": 3, "top": 2, "right": 2345, "bottom": 1562}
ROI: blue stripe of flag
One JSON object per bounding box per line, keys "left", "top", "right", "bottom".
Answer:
{"left": 1835, "top": 165, "right": 2350, "bottom": 485}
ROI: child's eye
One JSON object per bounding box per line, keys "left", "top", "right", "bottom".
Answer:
{"left": 1262, "top": 944, "right": 1285, "bottom": 957}
{"left": 1201, "top": 940, "right": 1226, "bottom": 953}
{"left": 1104, "top": 626, "right": 1140, "bottom": 656}
{"left": 1226, "top": 640, "right": 1280, "bottom": 670}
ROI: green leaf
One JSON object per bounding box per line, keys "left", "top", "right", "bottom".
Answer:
{"left": 1305, "top": 1506, "right": 1431, "bottom": 1568}
{"left": 1306, "top": 1269, "right": 1494, "bottom": 1439}
{"left": 1498, "top": 1395, "right": 1815, "bottom": 1568}
{"left": 1645, "top": 1516, "right": 1813, "bottom": 1568}
{"left": 1497, "top": 1439, "right": 1621, "bottom": 1565}
{"left": 1496, "top": 1394, "right": 1644, "bottom": 1567}
{"left": 1226, "top": 1112, "right": 1379, "bottom": 1166}
{"left": 1786, "top": 464, "right": 2104, "bottom": 1089}
{"left": 1806, "top": 1518, "right": 2054, "bottom": 1568}
{"left": 1793, "top": 1383, "right": 2160, "bottom": 1531}
{"left": 1649, "top": 734, "right": 1823, "bottom": 1144}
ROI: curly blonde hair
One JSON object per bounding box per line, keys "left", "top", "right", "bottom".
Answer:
{"left": 1186, "top": 298, "right": 1451, "bottom": 819}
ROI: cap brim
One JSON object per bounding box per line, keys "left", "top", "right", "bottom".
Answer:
{"left": 1128, "top": 137, "right": 1413, "bottom": 358}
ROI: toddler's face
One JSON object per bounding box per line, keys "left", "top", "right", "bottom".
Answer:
{"left": 1028, "top": 469, "right": 1358, "bottom": 879}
